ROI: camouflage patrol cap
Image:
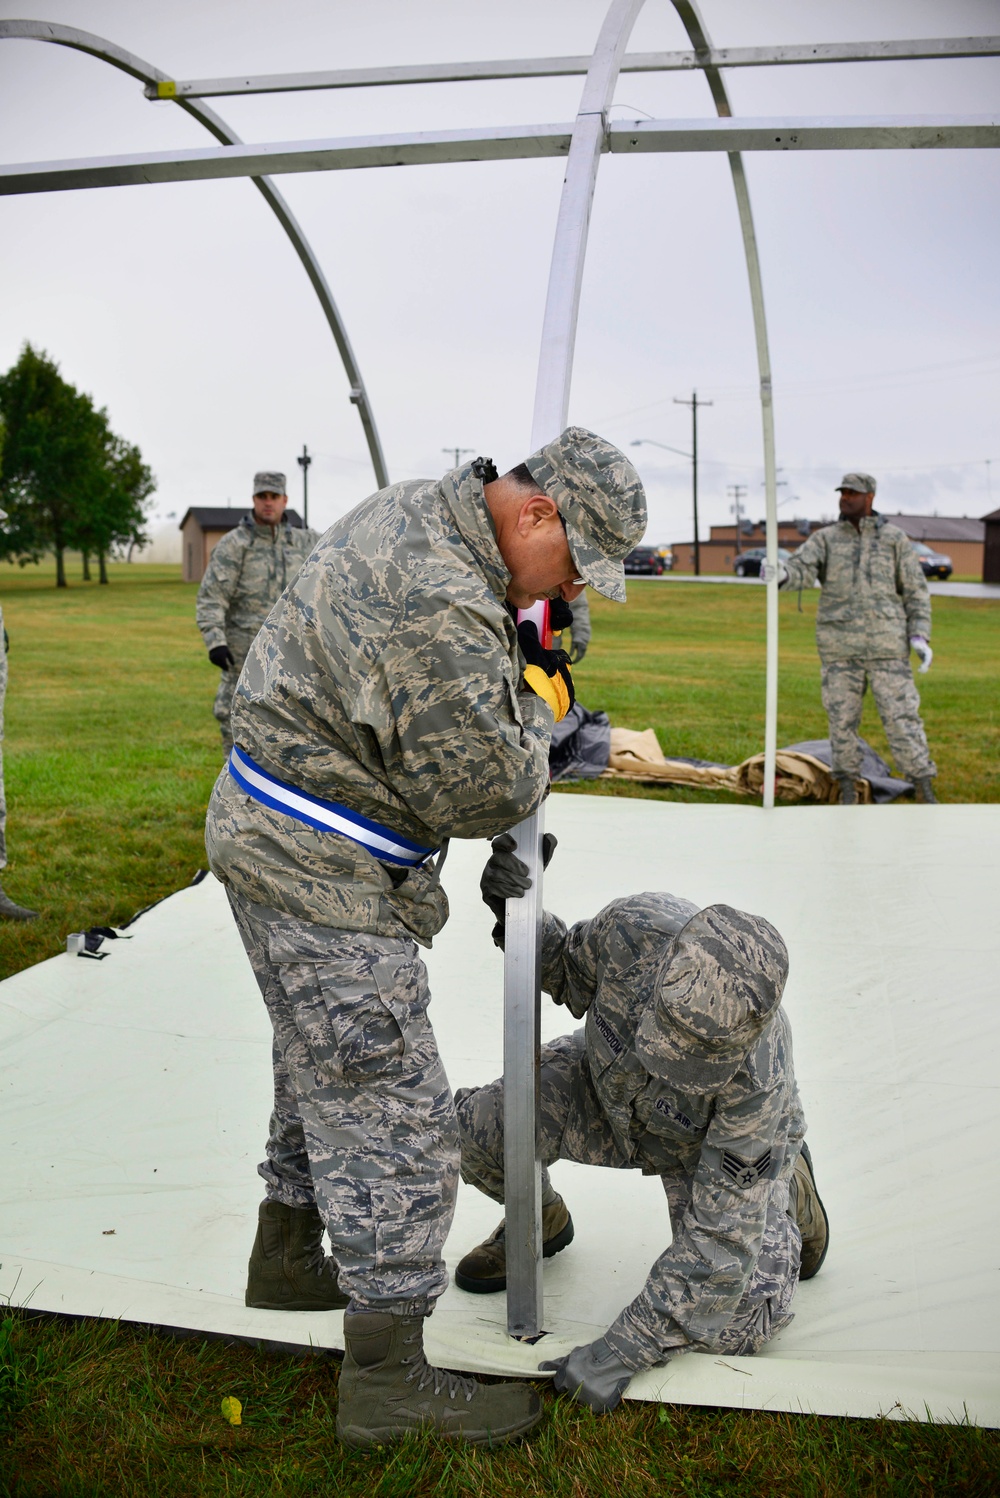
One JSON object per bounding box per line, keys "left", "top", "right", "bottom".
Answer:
{"left": 524, "top": 426, "right": 646, "bottom": 602}
{"left": 635, "top": 904, "right": 788, "bottom": 1091}
{"left": 253, "top": 470, "right": 287, "bottom": 495}
{"left": 837, "top": 472, "right": 877, "bottom": 495}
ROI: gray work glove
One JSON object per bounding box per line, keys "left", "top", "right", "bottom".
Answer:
{"left": 209, "top": 645, "right": 235, "bottom": 670}
{"left": 481, "top": 831, "right": 557, "bottom": 948}
{"left": 759, "top": 560, "right": 788, "bottom": 586}
{"left": 909, "top": 635, "right": 933, "bottom": 673}
{"left": 539, "top": 1337, "right": 635, "bottom": 1414}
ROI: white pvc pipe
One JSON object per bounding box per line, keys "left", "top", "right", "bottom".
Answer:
{"left": 671, "top": 0, "right": 779, "bottom": 807}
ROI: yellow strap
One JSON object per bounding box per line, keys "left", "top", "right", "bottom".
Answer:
{"left": 523, "top": 663, "right": 572, "bottom": 723}
{"left": 157, "top": 79, "right": 178, "bottom": 99}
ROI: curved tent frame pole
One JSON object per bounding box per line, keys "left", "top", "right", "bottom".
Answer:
{"left": 672, "top": 0, "right": 779, "bottom": 808}
{"left": 0, "top": 20, "right": 389, "bottom": 490}
{"left": 503, "top": 0, "right": 646, "bottom": 1340}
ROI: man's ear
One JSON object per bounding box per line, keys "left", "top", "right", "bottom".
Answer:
{"left": 516, "top": 493, "right": 558, "bottom": 536}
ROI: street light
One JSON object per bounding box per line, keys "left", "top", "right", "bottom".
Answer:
{"left": 297, "top": 444, "right": 312, "bottom": 527}
{"left": 631, "top": 435, "right": 700, "bottom": 573}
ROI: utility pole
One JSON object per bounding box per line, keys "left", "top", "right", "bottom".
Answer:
{"left": 442, "top": 446, "right": 475, "bottom": 470}
{"left": 727, "top": 483, "right": 748, "bottom": 540}
{"left": 297, "top": 444, "right": 312, "bottom": 527}
{"left": 673, "top": 391, "right": 712, "bottom": 575}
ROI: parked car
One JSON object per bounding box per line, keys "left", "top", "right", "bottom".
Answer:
{"left": 911, "top": 541, "right": 953, "bottom": 580}
{"left": 733, "top": 546, "right": 791, "bottom": 578}
{"left": 624, "top": 545, "right": 668, "bottom": 575}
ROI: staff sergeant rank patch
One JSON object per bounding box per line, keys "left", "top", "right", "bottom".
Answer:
{"left": 721, "top": 1148, "right": 772, "bottom": 1189}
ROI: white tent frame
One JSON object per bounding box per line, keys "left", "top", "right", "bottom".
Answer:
{"left": 2, "top": 1, "right": 997, "bottom": 1337}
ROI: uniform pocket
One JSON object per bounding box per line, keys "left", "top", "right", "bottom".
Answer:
{"left": 267, "top": 929, "right": 426, "bottom": 1085}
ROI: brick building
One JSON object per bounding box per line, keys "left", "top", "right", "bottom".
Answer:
{"left": 671, "top": 513, "right": 985, "bottom": 578}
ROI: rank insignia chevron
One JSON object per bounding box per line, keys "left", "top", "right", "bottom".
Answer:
{"left": 721, "top": 1148, "right": 773, "bottom": 1188}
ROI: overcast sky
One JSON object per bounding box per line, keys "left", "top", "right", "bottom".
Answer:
{"left": 1, "top": 0, "right": 998, "bottom": 544}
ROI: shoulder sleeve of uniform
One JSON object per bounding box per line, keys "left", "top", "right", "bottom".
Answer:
{"left": 782, "top": 529, "right": 825, "bottom": 589}
{"left": 350, "top": 582, "right": 551, "bottom": 840}
{"left": 195, "top": 529, "right": 247, "bottom": 648}
{"left": 603, "top": 1058, "right": 789, "bottom": 1370}
{"left": 541, "top": 909, "right": 603, "bottom": 1016}
{"left": 891, "top": 529, "right": 932, "bottom": 637}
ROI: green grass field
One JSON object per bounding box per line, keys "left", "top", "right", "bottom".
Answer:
{"left": 1, "top": 562, "right": 998, "bottom": 1494}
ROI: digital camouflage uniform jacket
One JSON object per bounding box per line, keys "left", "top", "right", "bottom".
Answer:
{"left": 205, "top": 467, "right": 553, "bottom": 945}
{"left": 781, "top": 513, "right": 931, "bottom": 663}
{"left": 195, "top": 516, "right": 319, "bottom": 661}
{"left": 540, "top": 893, "right": 803, "bottom": 1367}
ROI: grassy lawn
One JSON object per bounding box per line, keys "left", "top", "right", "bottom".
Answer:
{"left": 1, "top": 562, "right": 998, "bottom": 1493}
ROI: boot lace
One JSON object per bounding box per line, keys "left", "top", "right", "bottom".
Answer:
{"left": 401, "top": 1331, "right": 477, "bottom": 1403}
{"left": 301, "top": 1224, "right": 339, "bottom": 1279}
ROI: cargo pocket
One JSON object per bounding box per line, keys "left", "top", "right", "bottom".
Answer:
{"left": 320, "top": 969, "right": 406, "bottom": 1080}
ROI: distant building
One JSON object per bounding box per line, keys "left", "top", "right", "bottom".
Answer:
{"left": 178, "top": 507, "right": 305, "bottom": 583}
{"left": 982, "top": 509, "right": 1000, "bottom": 584}
{"left": 671, "top": 513, "right": 985, "bottom": 578}
{"left": 880, "top": 514, "right": 985, "bottom": 579}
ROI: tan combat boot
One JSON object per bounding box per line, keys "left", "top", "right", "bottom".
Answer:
{"left": 789, "top": 1143, "right": 830, "bottom": 1280}
{"left": 454, "top": 1195, "right": 574, "bottom": 1294}
{"left": 245, "top": 1200, "right": 348, "bottom": 1311}
{"left": 914, "top": 776, "right": 938, "bottom": 803}
{"left": 336, "top": 1309, "right": 542, "bottom": 1449}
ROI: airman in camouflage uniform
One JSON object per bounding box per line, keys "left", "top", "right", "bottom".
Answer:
{"left": 455, "top": 839, "right": 827, "bottom": 1413}
{"left": 777, "top": 472, "right": 936, "bottom": 803}
{"left": 196, "top": 471, "right": 318, "bottom": 754}
{"left": 204, "top": 429, "right": 646, "bottom": 1447}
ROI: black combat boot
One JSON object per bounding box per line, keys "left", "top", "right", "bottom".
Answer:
{"left": 336, "top": 1308, "right": 542, "bottom": 1448}
{"left": 836, "top": 777, "right": 857, "bottom": 806}
{"left": 0, "top": 883, "right": 38, "bottom": 920}
{"left": 455, "top": 1195, "right": 575, "bottom": 1294}
{"left": 789, "top": 1143, "right": 829, "bottom": 1280}
{"left": 245, "top": 1200, "right": 348, "bottom": 1311}
{"left": 914, "top": 776, "right": 938, "bottom": 804}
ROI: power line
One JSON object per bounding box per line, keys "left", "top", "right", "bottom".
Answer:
{"left": 442, "top": 446, "right": 475, "bottom": 469}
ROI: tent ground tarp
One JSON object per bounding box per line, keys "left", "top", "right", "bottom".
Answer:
{"left": 1, "top": 797, "right": 997, "bottom": 1425}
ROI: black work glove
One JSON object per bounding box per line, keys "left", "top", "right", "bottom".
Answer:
{"left": 517, "top": 620, "right": 575, "bottom": 722}
{"left": 539, "top": 1338, "right": 635, "bottom": 1414}
{"left": 548, "top": 597, "right": 574, "bottom": 634}
{"left": 569, "top": 639, "right": 587, "bottom": 665}
{"left": 209, "top": 645, "right": 235, "bottom": 670}
{"left": 481, "top": 831, "right": 557, "bottom": 948}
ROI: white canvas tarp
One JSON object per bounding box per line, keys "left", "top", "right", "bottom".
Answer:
{"left": 1, "top": 797, "right": 997, "bottom": 1424}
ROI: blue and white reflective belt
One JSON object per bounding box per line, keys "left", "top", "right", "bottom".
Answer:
{"left": 228, "top": 744, "right": 437, "bottom": 869}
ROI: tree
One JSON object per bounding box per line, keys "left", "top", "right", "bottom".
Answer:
{"left": 0, "top": 344, "right": 155, "bottom": 586}
{"left": 75, "top": 429, "right": 155, "bottom": 584}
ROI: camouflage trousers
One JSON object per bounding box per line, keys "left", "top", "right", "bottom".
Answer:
{"left": 821, "top": 658, "right": 936, "bottom": 781}
{"left": 456, "top": 1031, "right": 800, "bottom": 1366}
{"left": 213, "top": 648, "right": 248, "bottom": 757}
{"left": 227, "top": 887, "right": 460, "bottom": 1314}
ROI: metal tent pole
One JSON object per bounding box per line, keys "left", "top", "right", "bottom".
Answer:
{"left": 0, "top": 20, "right": 388, "bottom": 491}
{"left": 503, "top": 0, "right": 646, "bottom": 1341}
{"left": 671, "top": 0, "right": 780, "bottom": 808}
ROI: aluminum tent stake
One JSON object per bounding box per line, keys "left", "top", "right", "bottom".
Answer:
{"left": 503, "top": 0, "right": 645, "bottom": 1340}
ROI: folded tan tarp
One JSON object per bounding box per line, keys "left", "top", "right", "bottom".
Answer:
{"left": 604, "top": 727, "right": 873, "bottom": 804}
